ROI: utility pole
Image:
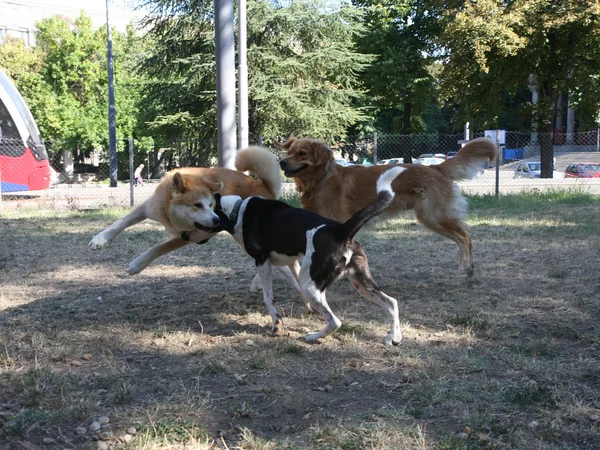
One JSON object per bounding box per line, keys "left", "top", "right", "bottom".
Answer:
{"left": 215, "top": 0, "right": 237, "bottom": 169}
{"left": 238, "top": 0, "right": 249, "bottom": 149}
{"left": 106, "top": 0, "right": 117, "bottom": 187}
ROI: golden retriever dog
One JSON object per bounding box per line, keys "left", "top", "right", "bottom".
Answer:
{"left": 89, "top": 146, "right": 281, "bottom": 275}
{"left": 277, "top": 137, "right": 497, "bottom": 276}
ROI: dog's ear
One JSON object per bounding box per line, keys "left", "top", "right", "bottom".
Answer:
{"left": 172, "top": 172, "right": 186, "bottom": 193}
{"left": 275, "top": 136, "right": 295, "bottom": 150}
{"left": 209, "top": 181, "right": 223, "bottom": 193}
{"left": 313, "top": 142, "right": 332, "bottom": 166}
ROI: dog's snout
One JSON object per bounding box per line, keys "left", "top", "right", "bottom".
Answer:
{"left": 212, "top": 217, "right": 221, "bottom": 226}
{"left": 279, "top": 159, "right": 289, "bottom": 170}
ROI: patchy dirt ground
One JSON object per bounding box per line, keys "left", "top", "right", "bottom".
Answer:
{"left": 1, "top": 195, "right": 600, "bottom": 449}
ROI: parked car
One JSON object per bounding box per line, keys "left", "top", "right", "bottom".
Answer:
{"left": 514, "top": 161, "right": 563, "bottom": 179}
{"left": 447, "top": 151, "right": 459, "bottom": 158}
{"left": 514, "top": 162, "right": 541, "bottom": 178}
{"left": 414, "top": 157, "right": 445, "bottom": 166}
{"left": 376, "top": 158, "right": 404, "bottom": 165}
{"left": 335, "top": 159, "right": 355, "bottom": 167}
{"left": 564, "top": 163, "right": 600, "bottom": 178}
{"left": 356, "top": 157, "right": 374, "bottom": 166}
{"left": 417, "top": 153, "right": 447, "bottom": 160}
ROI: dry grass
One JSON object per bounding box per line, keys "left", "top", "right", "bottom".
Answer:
{"left": 1, "top": 192, "right": 600, "bottom": 449}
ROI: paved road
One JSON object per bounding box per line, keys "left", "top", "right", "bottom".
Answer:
{"left": 460, "top": 170, "right": 600, "bottom": 195}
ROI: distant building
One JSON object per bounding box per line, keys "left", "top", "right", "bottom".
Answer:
{"left": 0, "top": 0, "right": 142, "bottom": 46}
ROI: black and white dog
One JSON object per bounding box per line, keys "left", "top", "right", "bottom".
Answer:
{"left": 213, "top": 166, "right": 406, "bottom": 345}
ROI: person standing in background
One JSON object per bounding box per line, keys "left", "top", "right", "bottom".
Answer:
{"left": 134, "top": 164, "right": 144, "bottom": 186}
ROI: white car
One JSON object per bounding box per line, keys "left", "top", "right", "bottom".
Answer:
{"left": 417, "top": 153, "right": 447, "bottom": 160}
{"left": 514, "top": 161, "right": 564, "bottom": 179}
{"left": 376, "top": 158, "right": 404, "bottom": 165}
{"left": 335, "top": 159, "right": 354, "bottom": 167}
{"left": 414, "top": 157, "right": 445, "bottom": 166}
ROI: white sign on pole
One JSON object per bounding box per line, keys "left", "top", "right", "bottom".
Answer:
{"left": 484, "top": 130, "right": 506, "bottom": 145}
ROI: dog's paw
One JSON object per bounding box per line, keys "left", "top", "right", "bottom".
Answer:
{"left": 126, "top": 259, "right": 148, "bottom": 275}
{"left": 271, "top": 320, "right": 283, "bottom": 335}
{"left": 89, "top": 234, "right": 109, "bottom": 250}
{"left": 465, "top": 262, "right": 475, "bottom": 277}
{"left": 304, "top": 331, "right": 323, "bottom": 343}
{"left": 384, "top": 333, "right": 402, "bottom": 346}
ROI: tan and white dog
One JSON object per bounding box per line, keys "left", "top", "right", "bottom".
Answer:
{"left": 89, "top": 146, "right": 281, "bottom": 274}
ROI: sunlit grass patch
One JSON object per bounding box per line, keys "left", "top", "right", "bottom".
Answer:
{"left": 125, "top": 418, "right": 213, "bottom": 449}
{"left": 466, "top": 188, "right": 600, "bottom": 211}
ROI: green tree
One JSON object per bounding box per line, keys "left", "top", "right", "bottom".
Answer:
{"left": 0, "top": 13, "right": 144, "bottom": 159}
{"left": 138, "top": 0, "right": 372, "bottom": 144}
{"left": 352, "top": 0, "right": 440, "bottom": 134}
{"left": 436, "top": 0, "right": 600, "bottom": 177}
{"left": 34, "top": 13, "right": 141, "bottom": 148}
{"left": 137, "top": 8, "right": 218, "bottom": 143}
{"left": 247, "top": 0, "right": 373, "bottom": 141}
{"left": 0, "top": 37, "right": 61, "bottom": 138}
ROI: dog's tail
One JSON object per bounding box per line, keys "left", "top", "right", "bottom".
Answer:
{"left": 435, "top": 137, "right": 497, "bottom": 181}
{"left": 336, "top": 166, "right": 406, "bottom": 241}
{"left": 236, "top": 146, "right": 281, "bottom": 198}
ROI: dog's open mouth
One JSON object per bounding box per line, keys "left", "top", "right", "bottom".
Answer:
{"left": 284, "top": 164, "right": 308, "bottom": 177}
{"left": 194, "top": 222, "right": 222, "bottom": 233}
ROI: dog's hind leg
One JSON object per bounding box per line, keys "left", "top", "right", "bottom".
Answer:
{"left": 89, "top": 203, "right": 148, "bottom": 250}
{"left": 127, "top": 237, "right": 191, "bottom": 275}
{"left": 414, "top": 187, "right": 474, "bottom": 276}
{"left": 418, "top": 215, "right": 473, "bottom": 277}
{"left": 256, "top": 261, "right": 283, "bottom": 334}
{"left": 346, "top": 252, "right": 402, "bottom": 346}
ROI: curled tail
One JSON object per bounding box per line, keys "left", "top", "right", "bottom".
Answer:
{"left": 236, "top": 146, "right": 282, "bottom": 198}
{"left": 435, "top": 137, "right": 497, "bottom": 181}
{"left": 336, "top": 166, "right": 406, "bottom": 241}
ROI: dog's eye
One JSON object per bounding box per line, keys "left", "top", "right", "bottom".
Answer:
{"left": 194, "top": 203, "right": 204, "bottom": 209}
{"left": 298, "top": 150, "right": 307, "bottom": 157}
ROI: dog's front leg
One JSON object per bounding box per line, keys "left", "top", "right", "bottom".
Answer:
{"left": 89, "top": 202, "right": 149, "bottom": 250}
{"left": 287, "top": 261, "right": 316, "bottom": 314}
{"left": 127, "top": 237, "right": 190, "bottom": 275}
{"left": 249, "top": 265, "right": 301, "bottom": 294}
{"left": 256, "top": 261, "right": 283, "bottom": 334}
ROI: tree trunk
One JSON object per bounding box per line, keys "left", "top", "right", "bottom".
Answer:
{"left": 249, "top": 100, "right": 260, "bottom": 144}
{"left": 538, "top": 83, "right": 557, "bottom": 178}
{"left": 402, "top": 101, "right": 412, "bottom": 134}
{"left": 539, "top": 122, "right": 555, "bottom": 178}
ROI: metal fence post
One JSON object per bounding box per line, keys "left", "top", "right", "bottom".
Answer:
{"left": 373, "top": 132, "right": 378, "bottom": 163}
{"left": 495, "top": 129, "right": 501, "bottom": 197}
{"left": 129, "top": 137, "right": 134, "bottom": 207}
{"left": 597, "top": 127, "right": 599, "bottom": 152}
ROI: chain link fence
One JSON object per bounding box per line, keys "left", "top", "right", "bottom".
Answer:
{"left": 2, "top": 130, "right": 600, "bottom": 213}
